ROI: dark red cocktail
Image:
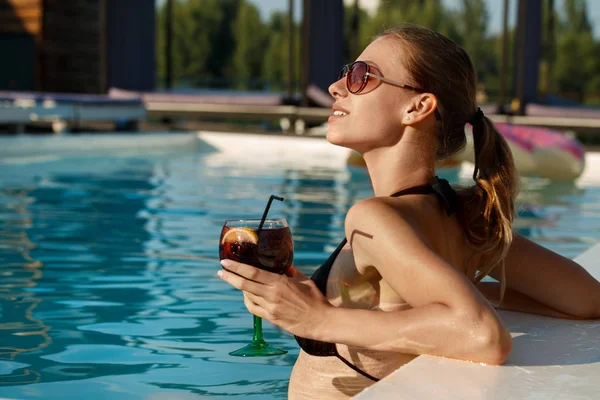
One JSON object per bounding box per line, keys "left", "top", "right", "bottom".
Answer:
{"left": 219, "top": 220, "right": 293, "bottom": 275}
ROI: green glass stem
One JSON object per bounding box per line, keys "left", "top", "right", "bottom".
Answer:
{"left": 228, "top": 315, "right": 287, "bottom": 357}
{"left": 252, "top": 315, "right": 264, "bottom": 342}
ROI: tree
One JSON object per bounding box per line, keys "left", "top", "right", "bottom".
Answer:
{"left": 156, "top": 0, "right": 228, "bottom": 87}
{"left": 262, "top": 12, "right": 301, "bottom": 91}
{"left": 458, "top": 0, "right": 489, "bottom": 82}
{"left": 229, "top": 1, "right": 268, "bottom": 89}
{"left": 342, "top": 1, "right": 370, "bottom": 62}
{"left": 206, "top": 0, "right": 242, "bottom": 87}
{"left": 553, "top": 0, "right": 597, "bottom": 101}
{"left": 153, "top": 0, "right": 600, "bottom": 106}
{"left": 486, "top": 29, "right": 515, "bottom": 104}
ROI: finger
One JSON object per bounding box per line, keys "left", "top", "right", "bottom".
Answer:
{"left": 243, "top": 291, "right": 270, "bottom": 310}
{"left": 218, "top": 268, "right": 265, "bottom": 294}
{"left": 220, "top": 259, "right": 279, "bottom": 285}
{"left": 243, "top": 293, "right": 268, "bottom": 319}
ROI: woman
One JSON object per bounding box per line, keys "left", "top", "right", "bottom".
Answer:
{"left": 218, "top": 26, "right": 600, "bottom": 399}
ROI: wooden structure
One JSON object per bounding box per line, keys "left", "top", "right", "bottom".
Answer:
{"left": 0, "top": 0, "right": 155, "bottom": 94}
{"left": 144, "top": 99, "right": 600, "bottom": 135}
{"left": 0, "top": 0, "right": 40, "bottom": 91}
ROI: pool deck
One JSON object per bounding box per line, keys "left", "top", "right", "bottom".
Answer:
{"left": 0, "top": 91, "right": 146, "bottom": 133}
{"left": 353, "top": 244, "right": 600, "bottom": 399}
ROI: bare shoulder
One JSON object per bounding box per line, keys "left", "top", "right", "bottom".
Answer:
{"left": 343, "top": 196, "right": 487, "bottom": 310}
{"left": 345, "top": 194, "right": 441, "bottom": 244}
{"left": 346, "top": 196, "right": 426, "bottom": 229}
{"left": 344, "top": 196, "right": 433, "bottom": 266}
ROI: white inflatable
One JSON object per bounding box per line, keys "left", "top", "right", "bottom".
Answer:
{"left": 455, "top": 122, "right": 586, "bottom": 181}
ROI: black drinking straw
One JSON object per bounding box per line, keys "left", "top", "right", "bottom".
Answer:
{"left": 257, "top": 195, "right": 284, "bottom": 234}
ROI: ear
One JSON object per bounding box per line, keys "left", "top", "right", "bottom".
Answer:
{"left": 403, "top": 93, "right": 438, "bottom": 126}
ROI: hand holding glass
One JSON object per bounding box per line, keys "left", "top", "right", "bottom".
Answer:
{"left": 219, "top": 218, "right": 294, "bottom": 356}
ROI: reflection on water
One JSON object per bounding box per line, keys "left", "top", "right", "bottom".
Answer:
{"left": 512, "top": 177, "right": 600, "bottom": 256}
{"left": 0, "top": 188, "right": 49, "bottom": 386}
{"left": 0, "top": 163, "right": 159, "bottom": 389}
{"left": 0, "top": 149, "right": 599, "bottom": 399}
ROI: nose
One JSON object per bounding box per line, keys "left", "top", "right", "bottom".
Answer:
{"left": 328, "top": 76, "right": 347, "bottom": 99}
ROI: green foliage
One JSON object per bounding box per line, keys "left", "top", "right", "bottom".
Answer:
{"left": 156, "top": 0, "right": 228, "bottom": 86}
{"left": 229, "top": 1, "right": 268, "bottom": 89}
{"left": 551, "top": 0, "right": 598, "bottom": 102}
{"left": 155, "top": 0, "right": 600, "bottom": 105}
{"left": 262, "top": 12, "right": 301, "bottom": 91}
{"left": 343, "top": 3, "right": 370, "bottom": 61}
{"left": 458, "top": 0, "right": 489, "bottom": 80}
{"left": 362, "top": 0, "right": 460, "bottom": 43}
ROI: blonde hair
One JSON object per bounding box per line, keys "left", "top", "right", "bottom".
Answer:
{"left": 377, "top": 26, "right": 518, "bottom": 304}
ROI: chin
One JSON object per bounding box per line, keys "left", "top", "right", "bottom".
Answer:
{"left": 326, "top": 129, "right": 366, "bottom": 154}
{"left": 326, "top": 127, "right": 350, "bottom": 147}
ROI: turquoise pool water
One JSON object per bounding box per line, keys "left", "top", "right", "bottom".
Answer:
{"left": 0, "top": 137, "right": 599, "bottom": 399}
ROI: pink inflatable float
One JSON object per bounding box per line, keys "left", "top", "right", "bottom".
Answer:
{"left": 457, "top": 122, "right": 585, "bottom": 180}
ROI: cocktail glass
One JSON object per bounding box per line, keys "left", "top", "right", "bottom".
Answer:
{"left": 219, "top": 218, "right": 293, "bottom": 356}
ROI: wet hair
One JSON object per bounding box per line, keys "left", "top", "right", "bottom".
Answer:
{"left": 376, "top": 25, "right": 518, "bottom": 303}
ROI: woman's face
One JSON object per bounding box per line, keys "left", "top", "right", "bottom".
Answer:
{"left": 327, "top": 37, "right": 418, "bottom": 153}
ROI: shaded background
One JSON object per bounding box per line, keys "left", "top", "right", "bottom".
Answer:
{"left": 1, "top": 0, "right": 600, "bottom": 106}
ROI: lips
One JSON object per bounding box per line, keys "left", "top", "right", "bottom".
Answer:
{"left": 329, "top": 104, "right": 350, "bottom": 123}
{"left": 331, "top": 104, "right": 350, "bottom": 116}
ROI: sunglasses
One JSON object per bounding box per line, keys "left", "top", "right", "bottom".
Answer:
{"left": 338, "top": 61, "right": 427, "bottom": 95}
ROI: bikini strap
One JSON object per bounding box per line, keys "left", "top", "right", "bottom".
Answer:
{"left": 430, "top": 176, "right": 459, "bottom": 215}
{"left": 334, "top": 350, "right": 380, "bottom": 382}
{"left": 389, "top": 185, "right": 435, "bottom": 198}
{"left": 389, "top": 177, "right": 459, "bottom": 216}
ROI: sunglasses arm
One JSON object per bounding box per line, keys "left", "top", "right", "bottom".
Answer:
{"left": 366, "top": 72, "right": 422, "bottom": 92}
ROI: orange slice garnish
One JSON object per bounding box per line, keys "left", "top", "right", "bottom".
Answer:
{"left": 221, "top": 227, "right": 259, "bottom": 245}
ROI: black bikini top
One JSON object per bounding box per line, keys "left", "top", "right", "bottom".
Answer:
{"left": 294, "top": 176, "right": 458, "bottom": 382}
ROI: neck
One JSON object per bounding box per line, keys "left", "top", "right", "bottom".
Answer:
{"left": 361, "top": 132, "right": 436, "bottom": 197}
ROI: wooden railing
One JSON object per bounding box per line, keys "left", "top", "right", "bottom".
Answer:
{"left": 146, "top": 101, "right": 600, "bottom": 134}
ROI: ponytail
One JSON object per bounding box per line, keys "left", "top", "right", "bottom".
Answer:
{"left": 458, "top": 110, "right": 519, "bottom": 305}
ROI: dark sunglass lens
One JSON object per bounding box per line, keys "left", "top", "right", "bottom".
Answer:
{"left": 348, "top": 62, "right": 367, "bottom": 93}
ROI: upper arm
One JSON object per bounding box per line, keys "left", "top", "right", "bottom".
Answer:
{"left": 345, "top": 198, "right": 491, "bottom": 314}
{"left": 490, "top": 234, "right": 600, "bottom": 318}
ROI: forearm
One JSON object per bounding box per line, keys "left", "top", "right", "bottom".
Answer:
{"left": 477, "top": 281, "right": 596, "bottom": 320}
{"left": 500, "top": 234, "right": 600, "bottom": 319}
{"left": 314, "top": 302, "right": 511, "bottom": 365}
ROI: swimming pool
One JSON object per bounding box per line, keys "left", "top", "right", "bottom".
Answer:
{"left": 0, "top": 133, "right": 599, "bottom": 399}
